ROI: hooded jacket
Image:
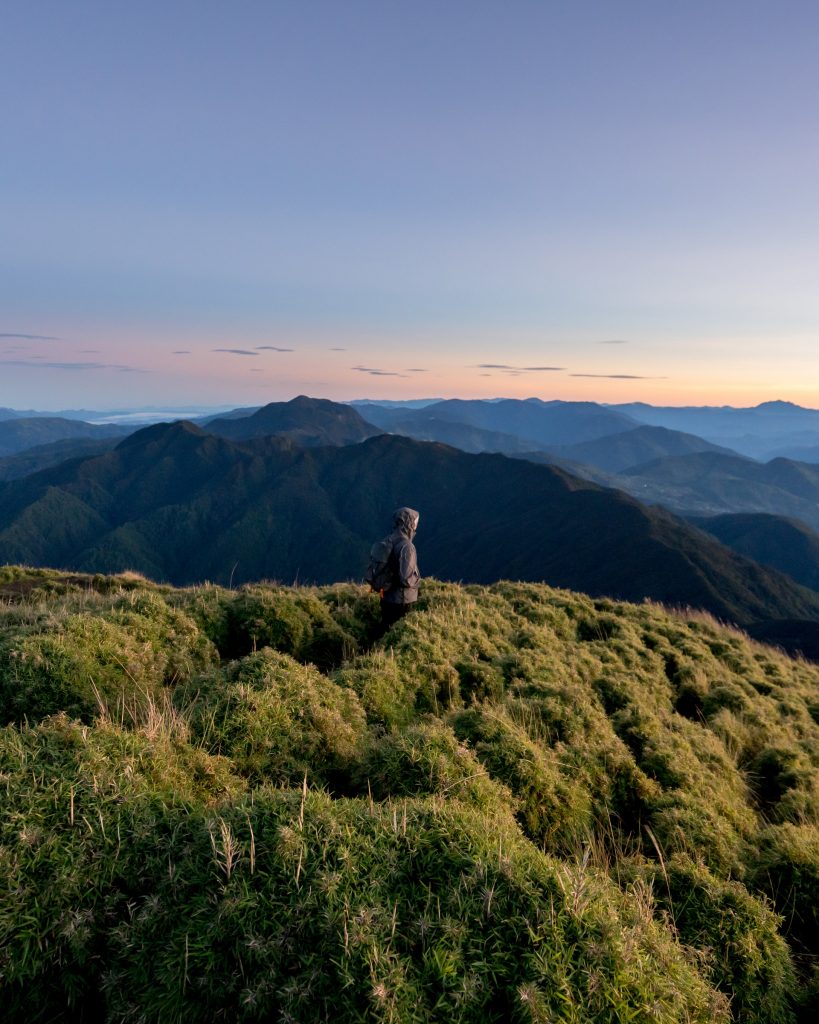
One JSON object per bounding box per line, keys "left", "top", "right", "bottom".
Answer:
{"left": 382, "top": 506, "right": 421, "bottom": 605}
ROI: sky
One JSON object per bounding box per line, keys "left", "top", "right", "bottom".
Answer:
{"left": 3, "top": 0, "right": 819, "bottom": 410}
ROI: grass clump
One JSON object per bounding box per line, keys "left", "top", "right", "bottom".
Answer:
{"left": 750, "top": 823, "right": 819, "bottom": 958}
{"left": 355, "top": 717, "right": 515, "bottom": 817}
{"left": 634, "top": 854, "right": 797, "bottom": 1024}
{"left": 189, "top": 584, "right": 362, "bottom": 669}
{"left": 2, "top": 567, "right": 819, "bottom": 1019}
{"left": 178, "top": 648, "right": 366, "bottom": 788}
{"left": 0, "top": 590, "right": 217, "bottom": 725}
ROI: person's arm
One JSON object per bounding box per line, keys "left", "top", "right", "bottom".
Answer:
{"left": 397, "top": 539, "right": 420, "bottom": 589}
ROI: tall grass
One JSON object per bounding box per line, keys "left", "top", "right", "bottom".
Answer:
{"left": 2, "top": 568, "right": 819, "bottom": 1020}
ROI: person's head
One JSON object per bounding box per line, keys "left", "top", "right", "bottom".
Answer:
{"left": 393, "top": 506, "right": 420, "bottom": 538}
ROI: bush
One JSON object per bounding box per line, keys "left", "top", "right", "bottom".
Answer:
{"left": 453, "top": 704, "right": 594, "bottom": 852}
{"left": 636, "top": 855, "right": 796, "bottom": 1024}
{"left": 750, "top": 824, "right": 819, "bottom": 957}
{"left": 355, "top": 717, "right": 515, "bottom": 817}
{"left": 178, "top": 649, "right": 367, "bottom": 788}
{"left": 0, "top": 725, "right": 729, "bottom": 1023}
{"left": 0, "top": 593, "right": 217, "bottom": 725}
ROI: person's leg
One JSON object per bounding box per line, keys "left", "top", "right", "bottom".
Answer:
{"left": 380, "top": 601, "right": 410, "bottom": 630}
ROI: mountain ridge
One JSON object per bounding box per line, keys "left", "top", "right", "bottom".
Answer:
{"left": 1, "top": 423, "right": 818, "bottom": 628}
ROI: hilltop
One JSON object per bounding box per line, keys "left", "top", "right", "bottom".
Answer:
{"left": 1, "top": 567, "right": 818, "bottom": 1021}
{"left": 206, "top": 396, "right": 381, "bottom": 446}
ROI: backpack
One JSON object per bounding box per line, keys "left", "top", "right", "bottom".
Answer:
{"left": 366, "top": 536, "right": 395, "bottom": 593}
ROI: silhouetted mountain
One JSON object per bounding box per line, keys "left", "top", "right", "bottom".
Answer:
{"left": 350, "top": 397, "right": 444, "bottom": 409}
{"left": 0, "top": 407, "right": 113, "bottom": 422}
{"left": 207, "top": 396, "right": 381, "bottom": 445}
{"left": 543, "top": 425, "right": 736, "bottom": 473}
{"left": 0, "top": 417, "right": 132, "bottom": 457}
{"left": 1, "top": 425, "right": 818, "bottom": 626}
{"left": 362, "top": 398, "right": 637, "bottom": 447}
{"left": 198, "top": 405, "right": 261, "bottom": 423}
{"left": 745, "top": 618, "right": 819, "bottom": 660}
{"left": 0, "top": 437, "right": 121, "bottom": 481}
{"left": 621, "top": 452, "right": 819, "bottom": 530}
{"left": 692, "top": 512, "right": 819, "bottom": 593}
{"left": 763, "top": 443, "right": 819, "bottom": 463}
{"left": 363, "top": 416, "right": 554, "bottom": 455}
{"left": 613, "top": 401, "right": 819, "bottom": 458}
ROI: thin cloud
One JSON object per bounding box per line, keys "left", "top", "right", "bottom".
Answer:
{"left": 256, "top": 345, "right": 294, "bottom": 352}
{"left": 0, "top": 332, "right": 60, "bottom": 341}
{"left": 329, "top": 347, "right": 347, "bottom": 351}
{"left": 0, "top": 358, "right": 145, "bottom": 372}
{"left": 351, "top": 365, "right": 408, "bottom": 377}
{"left": 212, "top": 348, "right": 258, "bottom": 356}
{"left": 172, "top": 350, "right": 191, "bottom": 355}
{"left": 405, "top": 368, "right": 428, "bottom": 372}
{"left": 570, "top": 373, "right": 665, "bottom": 380}
{"left": 475, "top": 363, "right": 564, "bottom": 372}
{"left": 79, "top": 349, "right": 100, "bottom": 353}
{"left": 598, "top": 339, "right": 629, "bottom": 344}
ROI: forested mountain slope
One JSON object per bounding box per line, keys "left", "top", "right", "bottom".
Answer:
{"left": 1, "top": 425, "right": 818, "bottom": 626}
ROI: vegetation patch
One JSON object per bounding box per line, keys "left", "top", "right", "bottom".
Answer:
{"left": 2, "top": 568, "right": 819, "bottom": 1021}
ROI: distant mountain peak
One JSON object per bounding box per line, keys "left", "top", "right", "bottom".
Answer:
{"left": 116, "top": 419, "right": 208, "bottom": 449}
{"left": 206, "top": 396, "right": 380, "bottom": 446}
{"left": 754, "top": 400, "right": 805, "bottom": 412}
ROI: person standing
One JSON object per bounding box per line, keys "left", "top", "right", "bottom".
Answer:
{"left": 367, "top": 507, "right": 421, "bottom": 629}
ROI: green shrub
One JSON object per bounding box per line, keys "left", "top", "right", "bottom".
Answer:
{"left": 453, "top": 704, "right": 594, "bottom": 852}
{"left": 216, "top": 586, "right": 360, "bottom": 669}
{"left": 355, "top": 717, "right": 515, "bottom": 817}
{"left": 750, "top": 824, "right": 819, "bottom": 957}
{"left": 0, "top": 594, "right": 217, "bottom": 725}
{"left": 178, "top": 649, "right": 366, "bottom": 788}
{"left": 0, "top": 713, "right": 243, "bottom": 1018}
{"left": 638, "top": 855, "right": 797, "bottom": 1024}
{"left": 0, "top": 725, "right": 728, "bottom": 1024}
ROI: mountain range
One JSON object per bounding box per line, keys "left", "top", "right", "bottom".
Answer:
{"left": 693, "top": 512, "right": 819, "bottom": 593}
{"left": 0, "top": 437, "right": 122, "bottom": 482}
{"left": 0, "top": 416, "right": 131, "bottom": 457}
{"left": 1, "top": 417, "right": 819, "bottom": 632}
{"left": 610, "top": 399, "right": 819, "bottom": 459}
{"left": 2, "top": 395, "right": 819, "bottom": 654}
{"left": 360, "top": 397, "right": 637, "bottom": 447}
{"left": 619, "top": 452, "right": 819, "bottom": 530}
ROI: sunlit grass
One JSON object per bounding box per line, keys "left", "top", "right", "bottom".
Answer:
{"left": 2, "top": 567, "right": 818, "bottom": 1020}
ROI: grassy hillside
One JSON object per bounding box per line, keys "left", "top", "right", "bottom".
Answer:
{"left": 2, "top": 567, "right": 819, "bottom": 1021}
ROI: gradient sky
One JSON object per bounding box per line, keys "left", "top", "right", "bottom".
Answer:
{"left": 3, "top": 0, "right": 819, "bottom": 410}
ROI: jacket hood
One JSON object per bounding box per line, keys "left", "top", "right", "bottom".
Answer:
{"left": 393, "top": 506, "right": 420, "bottom": 538}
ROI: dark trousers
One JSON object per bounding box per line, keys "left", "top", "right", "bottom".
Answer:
{"left": 380, "top": 601, "right": 413, "bottom": 630}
